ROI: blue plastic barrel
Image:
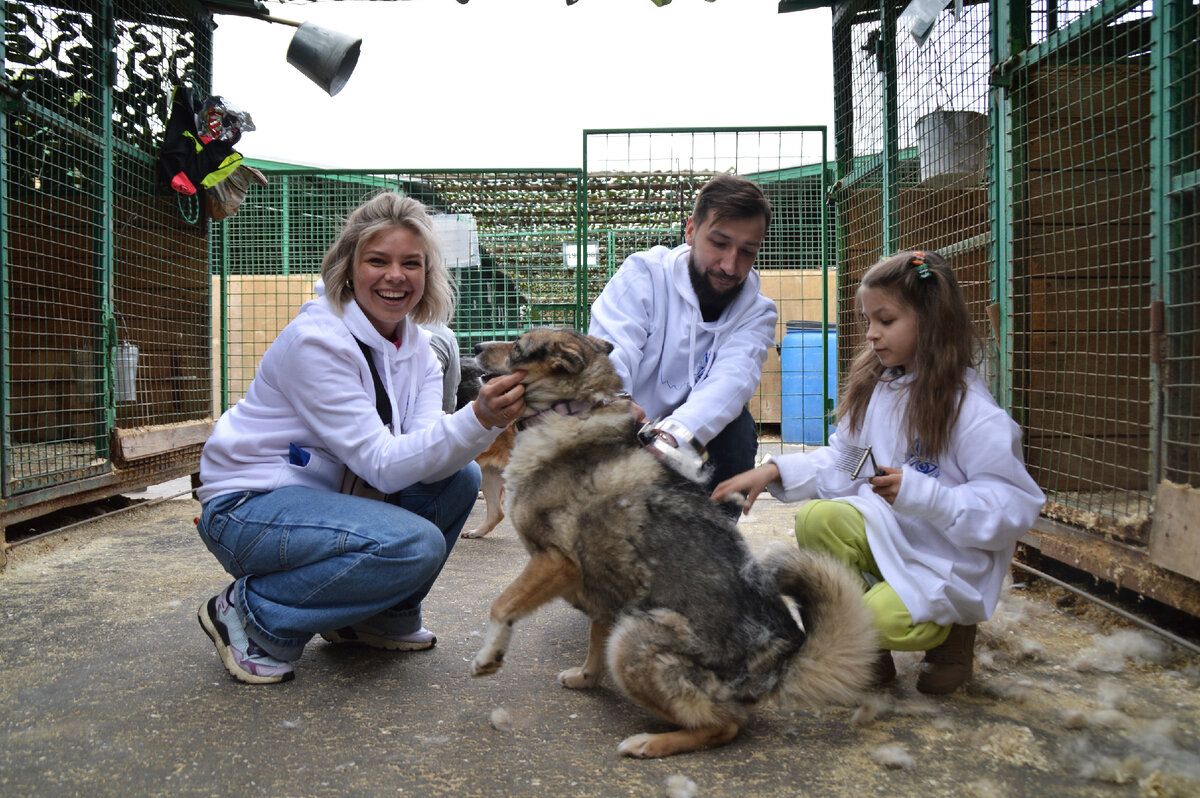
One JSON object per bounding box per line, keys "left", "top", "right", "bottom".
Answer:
{"left": 781, "top": 320, "right": 837, "bottom": 445}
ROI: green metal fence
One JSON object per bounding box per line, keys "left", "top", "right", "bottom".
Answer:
{"left": 828, "top": 0, "right": 1198, "bottom": 611}
{"left": 583, "top": 128, "right": 836, "bottom": 445}
{"left": 2, "top": 1, "right": 214, "bottom": 522}
{"left": 213, "top": 131, "right": 836, "bottom": 449}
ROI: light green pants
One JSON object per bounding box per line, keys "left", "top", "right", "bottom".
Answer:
{"left": 794, "top": 499, "right": 950, "bottom": 652}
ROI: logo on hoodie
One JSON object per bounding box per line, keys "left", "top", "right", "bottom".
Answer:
{"left": 693, "top": 351, "right": 712, "bottom": 384}
{"left": 904, "top": 439, "right": 940, "bottom": 478}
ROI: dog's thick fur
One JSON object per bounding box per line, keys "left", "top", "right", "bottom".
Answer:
{"left": 469, "top": 328, "right": 877, "bottom": 757}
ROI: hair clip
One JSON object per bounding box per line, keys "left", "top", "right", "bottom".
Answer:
{"left": 911, "top": 251, "right": 932, "bottom": 280}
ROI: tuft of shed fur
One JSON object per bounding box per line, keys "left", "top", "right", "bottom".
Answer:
{"left": 758, "top": 543, "right": 877, "bottom": 708}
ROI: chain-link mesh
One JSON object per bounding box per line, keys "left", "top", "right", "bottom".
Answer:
{"left": 211, "top": 169, "right": 583, "bottom": 410}
{"left": 831, "top": 0, "right": 1197, "bottom": 549}
{"left": 1162, "top": 0, "right": 1199, "bottom": 488}
{"left": 583, "top": 129, "right": 833, "bottom": 448}
{"left": 1011, "top": 1, "right": 1157, "bottom": 539}
{"left": 832, "top": 0, "right": 994, "bottom": 410}
{"left": 3, "top": 1, "right": 212, "bottom": 500}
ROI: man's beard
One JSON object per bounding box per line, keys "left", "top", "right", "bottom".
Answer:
{"left": 688, "top": 254, "right": 745, "bottom": 321}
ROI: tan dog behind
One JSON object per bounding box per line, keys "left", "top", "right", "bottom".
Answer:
{"left": 463, "top": 426, "right": 514, "bottom": 538}
{"left": 469, "top": 327, "right": 877, "bottom": 758}
{"left": 456, "top": 356, "right": 513, "bottom": 538}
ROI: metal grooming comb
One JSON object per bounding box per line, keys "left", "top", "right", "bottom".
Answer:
{"left": 835, "top": 444, "right": 886, "bottom": 479}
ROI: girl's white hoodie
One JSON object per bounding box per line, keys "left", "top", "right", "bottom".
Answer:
{"left": 588, "top": 243, "right": 778, "bottom": 444}
{"left": 197, "top": 288, "right": 500, "bottom": 504}
{"left": 769, "top": 369, "right": 1046, "bottom": 626}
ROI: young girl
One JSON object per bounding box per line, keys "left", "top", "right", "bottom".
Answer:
{"left": 712, "top": 250, "right": 1044, "bottom": 694}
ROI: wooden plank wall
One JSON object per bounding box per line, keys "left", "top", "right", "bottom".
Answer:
{"left": 5, "top": 194, "right": 209, "bottom": 445}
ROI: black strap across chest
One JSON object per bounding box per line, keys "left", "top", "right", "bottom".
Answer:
{"left": 354, "top": 338, "right": 392, "bottom": 427}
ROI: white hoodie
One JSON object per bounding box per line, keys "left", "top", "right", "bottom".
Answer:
{"left": 588, "top": 243, "right": 778, "bottom": 444}
{"left": 768, "top": 368, "right": 1046, "bottom": 626}
{"left": 197, "top": 288, "right": 500, "bottom": 504}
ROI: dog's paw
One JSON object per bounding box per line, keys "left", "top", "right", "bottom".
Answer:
{"left": 557, "top": 666, "right": 598, "bottom": 689}
{"left": 617, "top": 733, "right": 659, "bottom": 758}
{"left": 470, "top": 650, "right": 505, "bottom": 677}
{"left": 461, "top": 522, "right": 498, "bottom": 539}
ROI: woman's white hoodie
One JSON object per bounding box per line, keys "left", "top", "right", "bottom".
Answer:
{"left": 197, "top": 290, "right": 499, "bottom": 504}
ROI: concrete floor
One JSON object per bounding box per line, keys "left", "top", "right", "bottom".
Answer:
{"left": 1, "top": 486, "right": 1198, "bottom": 797}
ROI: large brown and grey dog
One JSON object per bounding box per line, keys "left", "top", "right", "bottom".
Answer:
{"left": 469, "top": 327, "right": 877, "bottom": 758}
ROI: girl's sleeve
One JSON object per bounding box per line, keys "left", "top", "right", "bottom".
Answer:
{"left": 768, "top": 428, "right": 858, "bottom": 502}
{"left": 891, "top": 412, "right": 1046, "bottom": 552}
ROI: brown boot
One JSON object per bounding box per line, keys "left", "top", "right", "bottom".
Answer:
{"left": 916, "top": 624, "right": 976, "bottom": 695}
{"left": 872, "top": 649, "right": 897, "bottom": 686}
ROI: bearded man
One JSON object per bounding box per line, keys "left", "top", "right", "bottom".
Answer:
{"left": 588, "top": 174, "right": 778, "bottom": 518}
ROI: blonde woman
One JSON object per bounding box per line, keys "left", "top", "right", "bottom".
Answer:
{"left": 196, "top": 193, "right": 525, "bottom": 684}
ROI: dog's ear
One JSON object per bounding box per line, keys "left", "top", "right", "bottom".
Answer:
{"left": 547, "top": 343, "right": 587, "bottom": 375}
{"left": 585, "top": 335, "right": 614, "bottom": 356}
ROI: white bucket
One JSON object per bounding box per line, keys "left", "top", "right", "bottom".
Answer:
{"left": 112, "top": 342, "right": 138, "bottom": 403}
{"left": 915, "top": 110, "right": 988, "bottom": 187}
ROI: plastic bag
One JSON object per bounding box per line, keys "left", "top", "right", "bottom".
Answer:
{"left": 206, "top": 164, "right": 268, "bottom": 221}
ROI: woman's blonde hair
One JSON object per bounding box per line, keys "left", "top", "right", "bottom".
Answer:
{"left": 838, "top": 249, "right": 977, "bottom": 460}
{"left": 320, "top": 192, "right": 454, "bottom": 325}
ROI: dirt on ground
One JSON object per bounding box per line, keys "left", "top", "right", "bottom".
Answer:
{"left": 1, "top": 490, "right": 1198, "bottom": 797}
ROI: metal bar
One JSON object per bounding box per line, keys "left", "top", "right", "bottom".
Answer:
{"left": 219, "top": 217, "right": 230, "bottom": 414}
{"left": 820, "top": 128, "right": 832, "bottom": 444}
{"left": 573, "top": 168, "right": 584, "bottom": 329}
{"left": 583, "top": 126, "right": 826, "bottom": 136}
{"left": 1148, "top": 1, "right": 1169, "bottom": 489}
{"left": 99, "top": 3, "right": 116, "bottom": 455}
{"left": 1010, "top": 560, "right": 1200, "bottom": 656}
{"left": 880, "top": 0, "right": 900, "bottom": 254}
{"left": 5, "top": 485, "right": 193, "bottom": 551}
{"left": 1023, "top": 0, "right": 1147, "bottom": 64}
{"left": 0, "top": 0, "right": 9, "bottom": 500}
{"left": 990, "top": 0, "right": 1022, "bottom": 411}
{"left": 280, "top": 177, "right": 290, "bottom": 276}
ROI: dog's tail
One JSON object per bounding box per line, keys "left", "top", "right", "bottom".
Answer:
{"left": 761, "top": 542, "right": 877, "bottom": 708}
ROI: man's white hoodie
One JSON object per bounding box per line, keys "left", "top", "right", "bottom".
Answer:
{"left": 197, "top": 287, "right": 500, "bottom": 504}
{"left": 588, "top": 243, "right": 777, "bottom": 444}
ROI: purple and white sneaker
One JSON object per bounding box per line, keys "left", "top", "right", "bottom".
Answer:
{"left": 320, "top": 626, "right": 437, "bottom": 651}
{"left": 198, "top": 586, "right": 294, "bottom": 684}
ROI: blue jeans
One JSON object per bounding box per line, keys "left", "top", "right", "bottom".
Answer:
{"left": 705, "top": 405, "right": 758, "bottom": 519}
{"left": 196, "top": 463, "right": 481, "bottom": 661}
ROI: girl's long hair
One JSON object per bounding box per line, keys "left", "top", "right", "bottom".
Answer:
{"left": 320, "top": 192, "right": 454, "bottom": 325}
{"left": 838, "top": 250, "right": 977, "bottom": 460}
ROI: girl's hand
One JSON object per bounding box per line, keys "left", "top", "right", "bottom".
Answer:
{"left": 868, "top": 466, "right": 903, "bottom": 504}
{"left": 711, "top": 462, "right": 780, "bottom": 515}
{"left": 473, "top": 371, "right": 526, "bottom": 429}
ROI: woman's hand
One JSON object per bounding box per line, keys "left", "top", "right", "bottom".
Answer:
{"left": 868, "top": 466, "right": 903, "bottom": 504}
{"left": 473, "top": 370, "right": 526, "bottom": 429}
{"left": 711, "top": 462, "right": 780, "bottom": 515}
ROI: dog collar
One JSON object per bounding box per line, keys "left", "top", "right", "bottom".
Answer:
{"left": 515, "top": 398, "right": 603, "bottom": 431}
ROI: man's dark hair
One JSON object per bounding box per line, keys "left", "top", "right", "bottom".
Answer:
{"left": 691, "top": 174, "right": 772, "bottom": 231}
